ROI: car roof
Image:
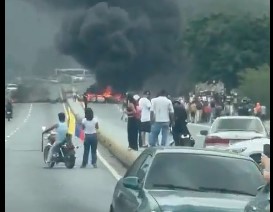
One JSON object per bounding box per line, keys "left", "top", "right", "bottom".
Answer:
{"left": 143, "top": 147, "right": 253, "bottom": 160}
{"left": 216, "top": 116, "right": 259, "bottom": 120}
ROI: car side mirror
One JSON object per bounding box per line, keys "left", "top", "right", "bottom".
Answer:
{"left": 122, "top": 177, "right": 140, "bottom": 190}
{"left": 200, "top": 130, "right": 208, "bottom": 136}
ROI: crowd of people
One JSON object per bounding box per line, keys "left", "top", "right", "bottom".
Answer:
{"left": 119, "top": 89, "right": 268, "bottom": 151}
{"left": 121, "top": 90, "right": 193, "bottom": 151}
{"left": 175, "top": 93, "right": 267, "bottom": 124}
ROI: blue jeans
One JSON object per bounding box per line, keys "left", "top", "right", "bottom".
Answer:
{"left": 82, "top": 134, "right": 97, "bottom": 166}
{"left": 149, "top": 122, "right": 169, "bottom": 146}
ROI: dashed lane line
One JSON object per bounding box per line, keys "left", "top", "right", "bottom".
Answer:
{"left": 5, "top": 104, "right": 33, "bottom": 142}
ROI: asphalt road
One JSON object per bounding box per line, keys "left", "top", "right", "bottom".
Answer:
{"left": 5, "top": 102, "right": 120, "bottom": 212}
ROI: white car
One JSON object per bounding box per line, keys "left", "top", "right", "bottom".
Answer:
{"left": 6, "top": 83, "right": 18, "bottom": 91}
{"left": 200, "top": 116, "right": 269, "bottom": 148}
{"left": 227, "top": 138, "right": 270, "bottom": 164}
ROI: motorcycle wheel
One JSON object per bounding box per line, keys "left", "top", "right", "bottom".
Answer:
{"left": 44, "top": 146, "right": 55, "bottom": 168}
{"left": 169, "top": 141, "right": 175, "bottom": 146}
{"left": 64, "top": 156, "right": 75, "bottom": 169}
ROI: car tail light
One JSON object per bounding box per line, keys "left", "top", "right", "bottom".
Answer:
{"left": 204, "top": 136, "right": 229, "bottom": 147}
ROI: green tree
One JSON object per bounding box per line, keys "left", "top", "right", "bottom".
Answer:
{"left": 238, "top": 64, "right": 270, "bottom": 115}
{"left": 183, "top": 14, "right": 270, "bottom": 89}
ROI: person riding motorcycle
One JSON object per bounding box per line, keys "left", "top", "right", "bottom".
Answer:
{"left": 5, "top": 100, "right": 13, "bottom": 118}
{"left": 172, "top": 99, "right": 194, "bottom": 146}
{"left": 43, "top": 112, "right": 68, "bottom": 163}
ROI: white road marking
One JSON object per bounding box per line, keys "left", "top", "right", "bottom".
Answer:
{"left": 5, "top": 104, "right": 33, "bottom": 142}
{"left": 97, "top": 151, "right": 121, "bottom": 180}
{"left": 60, "top": 90, "right": 121, "bottom": 181}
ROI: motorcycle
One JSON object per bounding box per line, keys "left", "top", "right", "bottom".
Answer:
{"left": 41, "top": 127, "right": 78, "bottom": 169}
{"left": 169, "top": 134, "right": 195, "bottom": 147}
{"left": 6, "top": 110, "right": 12, "bottom": 121}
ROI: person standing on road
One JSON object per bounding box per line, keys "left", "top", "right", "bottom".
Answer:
{"left": 81, "top": 108, "right": 99, "bottom": 168}
{"left": 126, "top": 94, "right": 140, "bottom": 151}
{"left": 172, "top": 100, "right": 192, "bottom": 146}
{"left": 189, "top": 100, "right": 197, "bottom": 123}
{"left": 195, "top": 98, "right": 203, "bottom": 123}
{"left": 138, "top": 91, "right": 151, "bottom": 148}
{"left": 133, "top": 94, "right": 143, "bottom": 147}
{"left": 72, "top": 87, "right": 77, "bottom": 102}
{"left": 150, "top": 90, "right": 174, "bottom": 147}
{"left": 209, "top": 99, "right": 216, "bottom": 123}
{"left": 83, "top": 92, "right": 88, "bottom": 109}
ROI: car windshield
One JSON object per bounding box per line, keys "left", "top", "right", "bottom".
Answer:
{"left": 145, "top": 153, "right": 265, "bottom": 196}
{"left": 210, "top": 118, "right": 265, "bottom": 134}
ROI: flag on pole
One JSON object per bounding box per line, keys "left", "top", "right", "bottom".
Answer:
{"left": 67, "top": 107, "right": 76, "bottom": 136}
{"left": 75, "top": 122, "right": 85, "bottom": 142}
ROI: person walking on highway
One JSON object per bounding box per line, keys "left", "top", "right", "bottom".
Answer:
{"left": 149, "top": 90, "right": 174, "bottom": 147}
{"left": 81, "top": 108, "right": 99, "bottom": 168}
{"left": 126, "top": 94, "right": 140, "bottom": 151}
{"left": 139, "top": 91, "right": 151, "bottom": 148}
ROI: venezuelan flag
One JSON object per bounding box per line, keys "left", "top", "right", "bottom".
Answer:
{"left": 63, "top": 104, "right": 85, "bottom": 142}
{"left": 75, "top": 122, "right": 85, "bottom": 142}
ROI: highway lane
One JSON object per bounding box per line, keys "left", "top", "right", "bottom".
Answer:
{"left": 5, "top": 103, "right": 118, "bottom": 212}
{"left": 5, "top": 103, "right": 33, "bottom": 141}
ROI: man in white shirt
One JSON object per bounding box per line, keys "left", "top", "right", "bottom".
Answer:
{"left": 139, "top": 90, "right": 151, "bottom": 147}
{"left": 150, "top": 90, "right": 174, "bottom": 146}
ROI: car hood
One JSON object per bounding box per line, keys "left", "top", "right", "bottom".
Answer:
{"left": 149, "top": 190, "right": 253, "bottom": 212}
{"left": 209, "top": 131, "right": 266, "bottom": 140}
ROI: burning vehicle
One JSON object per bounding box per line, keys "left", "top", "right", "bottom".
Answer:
{"left": 80, "top": 84, "right": 124, "bottom": 103}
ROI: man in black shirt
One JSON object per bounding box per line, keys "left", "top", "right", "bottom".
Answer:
{"left": 172, "top": 100, "right": 193, "bottom": 146}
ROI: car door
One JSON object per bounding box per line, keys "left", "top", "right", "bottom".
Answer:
{"left": 114, "top": 153, "right": 152, "bottom": 212}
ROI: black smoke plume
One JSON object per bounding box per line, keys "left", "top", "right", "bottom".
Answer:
{"left": 55, "top": 1, "right": 182, "bottom": 91}
{"left": 25, "top": 0, "right": 269, "bottom": 93}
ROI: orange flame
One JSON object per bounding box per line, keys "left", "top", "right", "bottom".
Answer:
{"left": 102, "top": 86, "right": 112, "bottom": 98}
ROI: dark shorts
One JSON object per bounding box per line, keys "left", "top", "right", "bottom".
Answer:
{"left": 140, "top": 121, "right": 151, "bottom": 132}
